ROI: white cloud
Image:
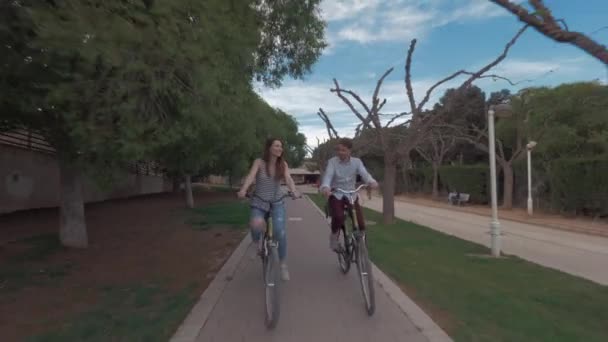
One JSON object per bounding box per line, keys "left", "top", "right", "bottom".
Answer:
{"left": 320, "top": 0, "right": 383, "bottom": 22}
{"left": 445, "top": 0, "right": 506, "bottom": 22}
{"left": 466, "top": 56, "right": 588, "bottom": 91}
{"left": 256, "top": 54, "right": 594, "bottom": 144}
{"left": 322, "top": 0, "right": 511, "bottom": 46}
{"left": 490, "top": 57, "right": 584, "bottom": 80}
{"left": 255, "top": 74, "right": 459, "bottom": 143}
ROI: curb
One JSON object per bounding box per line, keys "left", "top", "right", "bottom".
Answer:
{"left": 170, "top": 231, "right": 251, "bottom": 342}
{"left": 304, "top": 195, "right": 453, "bottom": 342}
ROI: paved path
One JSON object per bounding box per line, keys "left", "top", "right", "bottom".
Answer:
{"left": 194, "top": 197, "right": 433, "bottom": 342}
{"left": 362, "top": 197, "right": 608, "bottom": 285}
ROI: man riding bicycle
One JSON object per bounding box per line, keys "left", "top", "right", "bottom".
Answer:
{"left": 320, "top": 138, "right": 378, "bottom": 251}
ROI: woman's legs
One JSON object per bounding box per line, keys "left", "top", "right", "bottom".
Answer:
{"left": 249, "top": 204, "right": 290, "bottom": 280}
{"left": 249, "top": 207, "right": 266, "bottom": 240}
{"left": 271, "top": 202, "right": 287, "bottom": 261}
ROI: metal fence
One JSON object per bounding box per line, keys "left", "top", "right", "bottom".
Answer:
{"left": 0, "top": 129, "right": 55, "bottom": 154}
{"left": 0, "top": 129, "right": 164, "bottom": 177}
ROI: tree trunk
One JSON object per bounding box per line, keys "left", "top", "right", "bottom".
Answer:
{"left": 184, "top": 174, "right": 194, "bottom": 208}
{"left": 502, "top": 163, "right": 514, "bottom": 209}
{"left": 382, "top": 155, "right": 397, "bottom": 224}
{"left": 432, "top": 162, "right": 439, "bottom": 199}
{"left": 58, "top": 159, "right": 88, "bottom": 248}
{"left": 400, "top": 166, "right": 408, "bottom": 194}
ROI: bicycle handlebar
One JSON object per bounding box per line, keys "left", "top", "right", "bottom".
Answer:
{"left": 332, "top": 184, "right": 369, "bottom": 194}
{"left": 245, "top": 191, "right": 301, "bottom": 203}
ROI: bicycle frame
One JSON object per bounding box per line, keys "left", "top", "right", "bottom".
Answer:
{"left": 333, "top": 183, "right": 369, "bottom": 234}
{"left": 329, "top": 184, "right": 376, "bottom": 316}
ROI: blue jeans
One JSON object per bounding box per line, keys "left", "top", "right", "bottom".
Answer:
{"left": 250, "top": 203, "right": 287, "bottom": 261}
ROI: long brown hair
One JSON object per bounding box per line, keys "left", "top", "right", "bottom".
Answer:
{"left": 262, "top": 138, "right": 286, "bottom": 180}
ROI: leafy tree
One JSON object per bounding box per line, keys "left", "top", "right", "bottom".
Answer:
{"left": 0, "top": 0, "right": 326, "bottom": 247}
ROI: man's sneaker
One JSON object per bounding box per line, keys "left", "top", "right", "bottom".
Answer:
{"left": 329, "top": 232, "right": 340, "bottom": 251}
{"left": 280, "top": 263, "right": 290, "bottom": 281}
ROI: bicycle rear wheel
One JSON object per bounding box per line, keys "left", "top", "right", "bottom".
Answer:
{"left": 264, "top": 243, "right": 281, "bottom": 329}
{"left": 355, "top": 236, "right": 375, "bottom": 316}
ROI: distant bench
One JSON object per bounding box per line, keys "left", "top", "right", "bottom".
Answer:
{"left": 448, "top": 192, "right": 470, "bottom": 206}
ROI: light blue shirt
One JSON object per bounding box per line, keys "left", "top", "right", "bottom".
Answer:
{"left": 320, "top": 156, "right": 376, "bottom": 200}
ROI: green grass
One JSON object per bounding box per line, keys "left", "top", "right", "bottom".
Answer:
{"left": 28, "top": 282, "right": 198, "bottom": 342}
{"left": 1, "top": 234, "right": 71, "bottom": 293}
{"left": 4, "top": 192, "right": 245, "bottom": 340}
{"left": 10, "top": 234, "right": 64, "bottom": 262}
{"left": 186, "top": 201, "right": 249, "bottom": 230}
{"left": 205, "top": 184, "right": 238, "bottom": 192}
{"left": 309, "top": 194, "right": 608, "bottom": 342}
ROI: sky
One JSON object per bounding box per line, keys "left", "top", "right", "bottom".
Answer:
{"left": 256, "top": 0, "right": 608, "bottom": 148}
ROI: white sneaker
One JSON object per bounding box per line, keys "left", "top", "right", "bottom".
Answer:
{"left": 329, "top": 232, "right": 340, "bottom": 251}
{"left": 280, "top": 263, "right": 290, "bottom": 281}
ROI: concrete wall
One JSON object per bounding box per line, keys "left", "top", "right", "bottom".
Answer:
{"left": 0, "top": 145, "right": 170, "bottom": 214}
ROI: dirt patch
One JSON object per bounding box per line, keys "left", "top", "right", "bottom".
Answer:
{"left": 394, "top": 194, "right": 608, "bottom": 238}
{"left": 0, "top": 190, "right": 246, "bottom": 341}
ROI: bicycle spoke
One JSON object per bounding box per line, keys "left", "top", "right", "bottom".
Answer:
{"left": 264, "top": 245, "right": 281, "bottom": 329}
{"left": 356, "top": 237, "right": 376, "bottom": 316}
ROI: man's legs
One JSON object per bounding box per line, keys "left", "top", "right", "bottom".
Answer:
{"left": 328, "top": 195, "right": 345, "bottom": 251}
{"left": 353, "top": 197, "right": 366, "bottom": 231}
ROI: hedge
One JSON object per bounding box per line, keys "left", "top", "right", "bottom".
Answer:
{"left": 549, "top": 157, "right": 608, "bottom": 216}
{"left": 402, "top": 167, "right": 433, "bottom": 193}
{"left": 438, "top": 165, "right": 489, "bottom": 203}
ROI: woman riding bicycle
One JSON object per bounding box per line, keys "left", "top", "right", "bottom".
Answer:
{"left": 320, "top": 138, "right": 378, "bottom": 251}
{"left": 237, "top": 138, "right": 300, "bottom": 281}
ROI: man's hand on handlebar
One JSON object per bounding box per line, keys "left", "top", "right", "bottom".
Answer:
{"left": 321, "top": 187, "right": 332, "bottom": 199}
{"left": 367, "top": 181, "right": 378, "bottom": 200}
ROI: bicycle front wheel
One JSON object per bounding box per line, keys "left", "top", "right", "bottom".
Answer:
{"left": 264, "top": 244, "right": 281, "bottom": 329}
{"left": 338, "top": 228, "right": 351, "bottom": 274}
{"left": 355, "top": 236, "right": 375, "bottom": 316}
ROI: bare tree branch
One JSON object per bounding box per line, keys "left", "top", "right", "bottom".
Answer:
{"left": 415, "top": 146, "right": 432, "bottom": 163}
{"left": 459, "top": 25, "right": 529, "bottom": 89}
{"left": 370, "top": 67, "right": 394, "bottom": 128}
{"left": 405, "top": 39, "right": 418, "bottom": 115}
{"left": 317, "top": 108, "right": 339, "bottom": 139}
{"left": 464, "top": 72, "right": 540, "bottom": 86}
{"left": 385, "top": 112, "right": 411, "bottom": 127}
{"left": 377, "top": 98, "right": 388, "bottom": 113}
{"left": 330, "top": 68, "right": 395, "bottom": 148}
{"left": 330, "top": 79, "right": 371, "bottom": 128}
{"left": 373, "top": 68, "right": 394, "bottom": 105}
{"left": 490, "top": 0, "right": 608, "bottom": 64}
{"left": 412, "top": 26, "right": 527, "bottom": 114}
{"left": 590, "top": 26, "right": 608, "bottom": 36}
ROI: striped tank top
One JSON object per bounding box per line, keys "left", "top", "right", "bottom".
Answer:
{"left": 250, "top": 160, "right": 283, "bottom": 212}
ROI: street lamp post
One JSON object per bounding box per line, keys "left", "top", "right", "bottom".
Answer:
{"left": 526, "top": 141, "right": 537, "bottom": 216}
{"left": 487, "top": 103, "right": 512, "bottom": 257}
